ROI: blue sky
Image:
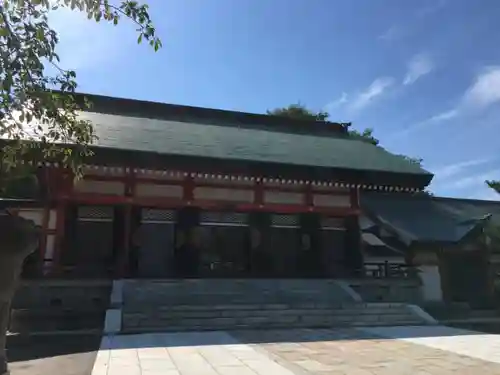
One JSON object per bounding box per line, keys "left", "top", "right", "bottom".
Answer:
{"left": 50, "top": 0, "right": 500, "bottom": 200}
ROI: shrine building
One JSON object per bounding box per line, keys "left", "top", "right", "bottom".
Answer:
{"left": 3, "top": 92, "right": 436, "bottom": 280}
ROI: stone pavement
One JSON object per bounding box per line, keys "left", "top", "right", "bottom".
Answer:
{"left": 91, "top": 326, "right": 500, "bottom": 375}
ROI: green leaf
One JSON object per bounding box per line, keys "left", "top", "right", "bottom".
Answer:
{"left": 35, "top": 27, "right": 44, "bottom": 41}
{"left": 0, "top": 0, "right": 160, "bottom": 190}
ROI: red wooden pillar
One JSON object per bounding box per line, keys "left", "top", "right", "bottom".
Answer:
{"left": 118, "top": 167, "right": 135, "bottom": 277}
{"left": 304, "top": 183, "right": 314, "bottom": 210}
{"left": 50, "top": 168, "right": 73, "bottom": 276}
{"left": 184, "top": 174, "right": 195, "bottom": 202}
{"left": 254, "top": 178, "right": 264, "bottom": 207}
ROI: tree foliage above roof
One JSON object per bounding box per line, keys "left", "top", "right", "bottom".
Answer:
{"left": 267, "top": 104, "right": 424, "bottom": 163}
{"left": 267, "top": 103, "right": 329, "bottom": 122}
{"left": 267, "top": 103, "right": 380, "bottom": 145}
{"left": 487, "top": 180, "right": 500, "bottom": 194}
{"left": 0, "top": 0, "right": 161, "bottom": 190}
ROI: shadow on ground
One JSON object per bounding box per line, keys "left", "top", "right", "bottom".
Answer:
{"left": 5, "top": 323, "right": 500, "bottom": 368}
{"left": 7, "top": 335, "right": 101, "bottom": 363}
{"left": 92, "top": 325, "right": 498, "bottom": 351}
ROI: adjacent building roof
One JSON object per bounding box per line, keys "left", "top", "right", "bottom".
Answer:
{"left": 361, "top": 193, "right": 497, "bottom": 245}
{"left": 73, "top": 93, "right": 433, "bottom": 189}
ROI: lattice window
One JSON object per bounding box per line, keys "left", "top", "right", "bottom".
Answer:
{"left": 141, "top": 209, "right": 176, "bottom": 223}
{"left": 200, "top": 211, "right": 248, "bottom": 226}
{"left": 271, "top": 214, "right": 299, "bottom": 228}
{"left": 77, "top": 206, "right": 114, "bottom": 221}
{"left": 321, "top": 216, "right": 345, "bottom": 230}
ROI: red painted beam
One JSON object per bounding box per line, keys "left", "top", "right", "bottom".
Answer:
{"left": 82, "top": 174, "right": 351, "bottom": 195}
{"left": 61, "top": 193, "right": 359, "bottom": 216}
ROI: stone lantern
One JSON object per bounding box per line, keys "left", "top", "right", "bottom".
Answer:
{"left": 0, "top": 214, "right": 40, "bottom": 375}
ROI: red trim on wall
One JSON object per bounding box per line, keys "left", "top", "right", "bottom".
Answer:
{"left": 82, "top": 173, "right": 351, "bottom": 195}
{"left": 61, "top": 193, "right": 359, "bottom": 216}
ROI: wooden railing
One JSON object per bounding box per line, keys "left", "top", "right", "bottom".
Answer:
{"left": 363, "top": 262, "right": 418, "bottom": 279}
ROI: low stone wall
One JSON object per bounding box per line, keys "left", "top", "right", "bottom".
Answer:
{"left": 9, "top": 279, "right": 112, "bottom": 333}
{"left": 347, "top": 279, "right": 422, "bottom": 303}
{"left": 12, "top": 279, "right": 111, "bottom": 310}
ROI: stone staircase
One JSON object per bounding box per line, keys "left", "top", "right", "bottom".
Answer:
{"left": 121, "top": 279, "right": 432, "bottom": 333}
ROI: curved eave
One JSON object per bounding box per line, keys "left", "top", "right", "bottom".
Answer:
{"left": 85, "top": 145, "right": 433, "bottom": 191}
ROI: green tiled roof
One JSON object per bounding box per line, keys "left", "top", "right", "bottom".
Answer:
{"left": 361, "top": 193, "right": 497, "bottom": 244}
{"left": 433, "top": 198, "right": 500, "bottom": 227}
{"left": 81, "top": 111, "right": 431, "bottom": 176}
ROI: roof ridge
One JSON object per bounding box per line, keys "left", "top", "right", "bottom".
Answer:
{"left": 66, "top": 91, "right": 349, "bottom": 138}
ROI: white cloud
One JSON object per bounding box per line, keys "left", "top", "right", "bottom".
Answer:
{"left": 416, "top": 0, "right": 448, "bottom": 18}
{"left": 429, "top": 158, "right": 500, "bottom": 200}
{"left": 426, "top": 108, "right": 459, "bottom": 123}
{"left": 470, "top": 188, "right": 500, "bottom": 201}
{"left": 325, "top": 92, "right": 348, "bottom": 111}
{"left": 387, "top": 108, "right": 458, "bottom": 142}
{"left": 379, "top": 1, "right": 447, "bottom": 43}
{"left": 462, "top": 67, "right": 500, "bottom": 109}
{"left": 449, "top": 169, "right": 500, "bottom": 190}
{"left": 390, "top": 66, "right": 500, "bottom": 141}
{"left": 348, "top": 77, "right": 395, "bottom": 112}
{"left": 431, "top": 158, "right": 491, "bottom": 180}
{"left": 378, "top": 26, "right": 402, "bottom": 42}
{"left": 403, "top": 53, "right": 435, "bottom": 85}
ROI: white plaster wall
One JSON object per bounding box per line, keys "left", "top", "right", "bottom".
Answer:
{"left": 17, "top": 209, "right": 43, "bottom": 226}
{"left": 45, "top": 234, "right": 55, "bottom": 259}
{"left": 313, "top": 194, "right": 351, "bottom": 207}
{"left": 194, "top": 187, "right": 254, "bottom": 202}
{"left": 136, "top": 183, "right": 183, "bottom": 198}
{"left": 74, "top": 180, "right": 125, "bottom": 195}
{"left": 264, "top": 191, "right": 304, "bottom": 204}
{"left": 195, "top": 176, "right": 253, "bottom": 186}
{"left": 419, "top": 265, "right": 443, "bottom": 301}
{"left": 48, "top": 209, "right": 57, "bottom": 230}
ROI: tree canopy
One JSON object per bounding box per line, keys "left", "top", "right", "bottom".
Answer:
{"left": 486, "top": 180, "right": 500, "bottom": 195}
{"left": 267, "top": 103, "right": 330, "bottom": 122}
{"left": 267, "top": 104, "right": 381, "bottom": 145}
{"left": 267, "top": 103, "right": 421, "bottom": 162}
{"left": 0, "top": 0, "right": 161, "bottom": 190}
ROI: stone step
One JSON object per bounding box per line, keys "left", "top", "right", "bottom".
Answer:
{"left": 122, "top": 304, "right": 424, "bottom": 332}
{"left": 122, "top": 279, "right": 358, "bottom": 306}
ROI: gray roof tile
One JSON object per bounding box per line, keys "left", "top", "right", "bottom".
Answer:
{"left": 82, "top": 111, "right": 432, "bottom": 176}
{"left": 361, "top": 193, "right": 497, "bottom": 244}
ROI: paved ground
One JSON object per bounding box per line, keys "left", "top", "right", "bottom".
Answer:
{"left": 90, "top": 326, "right": 500, "bottom": 375}
{"left": 8, "top": 325, "right": 500, "bottom": 375}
